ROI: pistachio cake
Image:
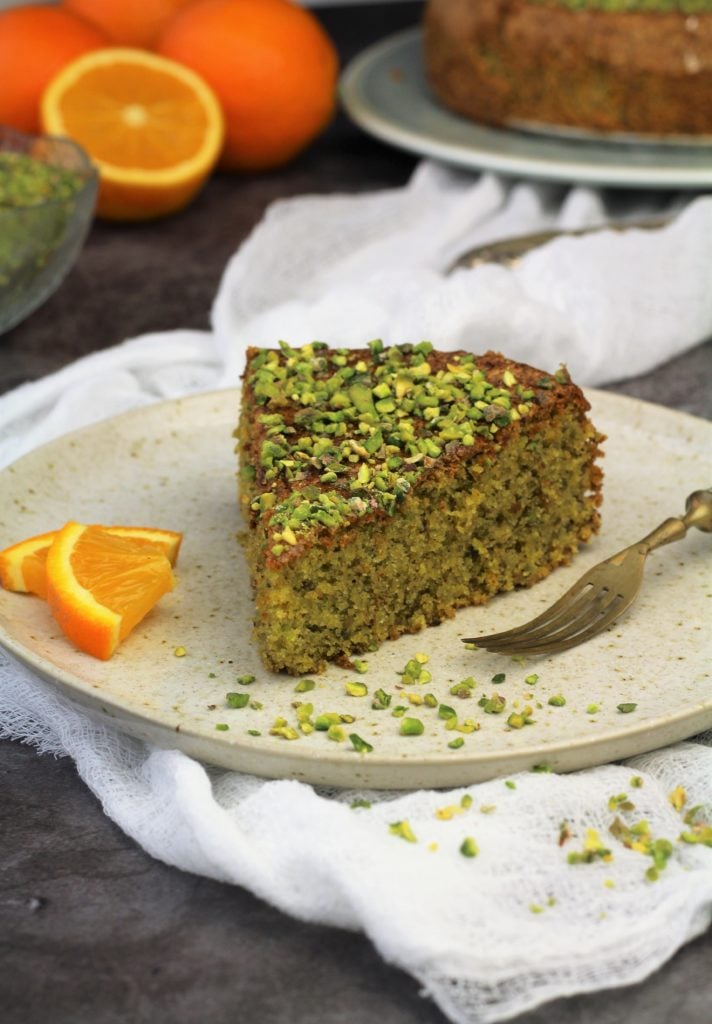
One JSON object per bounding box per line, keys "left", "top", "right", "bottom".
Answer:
{"left": 424, "top": 0, "right": 712, "bottom": 137}
{"left": 237, "top": 342, "right": 603, "bottom": 675}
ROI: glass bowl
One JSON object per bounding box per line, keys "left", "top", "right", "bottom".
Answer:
{"left": 0, "top": 125, "right": 98, "bottom": 335}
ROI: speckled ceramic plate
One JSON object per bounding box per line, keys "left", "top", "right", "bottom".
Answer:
{"left": 0, "top": 388, "right": 710, "bottom": 789}
{"left": 339, "top": 28, "right": 712, "bottom": 189}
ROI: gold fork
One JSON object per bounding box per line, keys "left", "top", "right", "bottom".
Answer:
{"left": 462, "top": 489, "right": 712, "bottom": 657}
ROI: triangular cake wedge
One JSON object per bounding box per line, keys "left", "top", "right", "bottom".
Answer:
{"left": 237, "top": 342, "right": 603, "bottom": 675}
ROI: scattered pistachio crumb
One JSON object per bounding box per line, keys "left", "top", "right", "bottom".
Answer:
{"left": 400, "top": 717, "right": 425, "bottom": 736}
{"left": 617, "top": 702, "right": 638, "bottom": 714}
{"left": 668, "top": 786, "right": 687, "bottom": 812}
{"left": 225, "top": 691, "right": 250, "bottom": 709}
{"left": 604, "top": 879, "right": 616, "bottom": 889}
{"left": 237, "top": 674, "right": 256, "bottom": 686}
{"left": 460, "top": 794, "right": 473, "bottom": 809}
{"left": 630, "top": 775, "right": 644, "bottom": 788}
{"left": 390, "top": 820, "right": 417, "bottom": 843}
{"left": 215, "top": 723, "right": 229, "bottom": 731}
{"left": 529, "top": 903, "right": 544, "bottom": 914}
{"left": 505, "top": 780, "right": 516, "bottom": 790}
{"left": 247, "top": 729, "right": 261, "bottom": 737}
{"left": 295, "top": 678, "right": 316, "bottom": 693}
{"left": 352, "top": 658, "right": 369, "bottom": 674}
{"left": 349, "top": 733, "right": 373, "bottom": 754}
{"left": 345, "top": 681, "right": 368, "bottom": 697}
{"left": 460, "top": 837, "right": 479, "bottom": 858}
{"left": 586, "top": 703, "right": 600, "bottom": 715}
{"left": 448, "top": 736, "right": 465, "bottom": 749}
{"left": 525, "top": 673, "right": 539, "bottom": 685}
{"left": 491, "top": 672, "right": 506, "bottom": 684}
{"left": 174, "top": 646, "right": 187, "bottom": 658}
{"left": 327, "top": 724, "right": 346, "bottom": 742}
{"left": 350, "top": 798, "right": 372, "bottom": 809}
{"left": 548, "top": 695, "right": 566, "bottom": 707}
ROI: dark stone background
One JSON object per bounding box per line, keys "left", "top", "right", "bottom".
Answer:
{"left": 1, "top": 4, "right": 710, "bottom": 1022}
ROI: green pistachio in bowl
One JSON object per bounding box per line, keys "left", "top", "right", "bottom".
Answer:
{"left": 0, "top": 125, "right": 98, "bottom": 335}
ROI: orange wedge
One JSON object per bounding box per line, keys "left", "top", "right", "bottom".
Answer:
{"left": 40, "top": 47, "right": 224, "bottom": 220}
{"left": 0, "top": 526, "right": 182, "bottom": 599}
{"left": 45, "top": 522, "right": 176, "bottom": 659}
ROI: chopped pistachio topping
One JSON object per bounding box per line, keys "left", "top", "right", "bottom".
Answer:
{"left": 630, "top": 775, "right": 644, "bottom": 788}
{"left": 345, "top": 681, "right": 368, "bottom": 697}
{"left": 586, "top": 703, "right": 600, "bottom": 715}
{"left": 548, "top": 694, "right": 566, "bottom": 707}
{"left": 245, "top": 342, "right": 538, "bottom": 549}
{"left": 174, "top": 646, "right": 187, "bottom": 658}
{"left": 448, "top": 737, "right": 465, "bottom": 749}
{"left": 237, "top": 674, "right": 256, "bottom": 685}
{"left": 215, "top": 723, "right": 229, "bottom": 731}
{"left": 505, "top": 780, "right": 517, "bottom": 790}
{"left": 350, "top": 798, "right": 372, "bottom": 809}
{"left": 617, "top": 702, "right": 638, "bottom": 714}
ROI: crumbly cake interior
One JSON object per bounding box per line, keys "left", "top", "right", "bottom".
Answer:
{"left": 237, "top": 342, "right": 603, "bottom": 675}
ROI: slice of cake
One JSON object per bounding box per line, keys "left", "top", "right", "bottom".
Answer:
{"left": 237, "top": 342, "right": 603, "bottom": 675}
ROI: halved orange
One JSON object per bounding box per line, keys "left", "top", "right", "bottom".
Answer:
{"left": 0, "top": 525, "right": 182, "bottom": 599}
{"left": 45, "top": 522, "right": 176, "bottom": 659}
{"left": 40, "top": 47, "right": 224, "bottom": 220}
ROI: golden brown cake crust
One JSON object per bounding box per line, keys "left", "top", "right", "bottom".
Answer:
{"left": 423, "top": 0, "right": 712, "bottom": 136}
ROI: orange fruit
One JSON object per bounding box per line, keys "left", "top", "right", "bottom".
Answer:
{"left": 45, "top": 522, "right": 177, "bottom": 659}
{"left": 40, "top": 47, "right": 225, "bottom": 220}
{"left": 62, "top": 0, "right": 195, "bottom": 48}
{"left": 156, "top": 0, "right": 339, "bottom": 171}
{"left": 0, "top": 5, "right": 108, "bottom": 134}
{"left": 0, "top": 526, "right": 182, "bottom": 599}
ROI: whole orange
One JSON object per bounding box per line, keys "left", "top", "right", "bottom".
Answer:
{"left": 0, "top": 5, "right": 108, "bottom": 134}
{"left": 156, "top": 0, "right": 339, "bottom": 171}
{"left": 62, "top": 0, "right": 196, "bottom": 49}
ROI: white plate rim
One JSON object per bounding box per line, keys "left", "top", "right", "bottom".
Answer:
{"left": 339, "top": 27, "right": 712, "bottom": 190}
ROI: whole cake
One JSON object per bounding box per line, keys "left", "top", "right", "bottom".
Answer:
{"left": 423, "top": 0, "right": 712, "bottom": 137}
{"left": 237, "top": 341, "right": 603, "bottom": 675}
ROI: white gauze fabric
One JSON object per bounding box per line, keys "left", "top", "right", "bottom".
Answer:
{"left": 1, "top": 162, "right": 711, "bottom": 1024}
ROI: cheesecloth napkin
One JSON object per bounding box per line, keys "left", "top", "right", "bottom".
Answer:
{"left": 1, "top": 162, "right": 712, "bottom": 1024}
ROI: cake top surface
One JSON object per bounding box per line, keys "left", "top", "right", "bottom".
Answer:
{"left": 240, "top": 342, "right": 581, "bottom": 556}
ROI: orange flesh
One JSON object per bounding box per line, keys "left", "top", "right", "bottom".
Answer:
{"left": 56, "top": 62, "right": 211, "bottom": 168}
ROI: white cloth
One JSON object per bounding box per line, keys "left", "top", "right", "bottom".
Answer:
{"left": 1, "top": 163, "right": 711, "bottom": 1024}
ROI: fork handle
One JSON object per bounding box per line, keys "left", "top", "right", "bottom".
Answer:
{"left": 639, "top": 488, "right": 712, "bottom": 553}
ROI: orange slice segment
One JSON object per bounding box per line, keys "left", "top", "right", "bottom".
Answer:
{"left": 0, "top": 530, "right": 58, "bottom": 598}
{"left": 40, "top": 47, "right": 224, "bottom": 220}
{"left": 0, "top": 526, "right": 182, "bottom": 599}
{"left": 46, "top": 522, "right": 176, "bottom": 659}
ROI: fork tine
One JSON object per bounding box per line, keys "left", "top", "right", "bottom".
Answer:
{"left": 462, "top": 571, "right": 600, "bottom": 647}
{"left": 477, "top": 591, "right": 631, "bottom": 655}
{"left": 477, "top": 584, "right": 599, "bottom": 646}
